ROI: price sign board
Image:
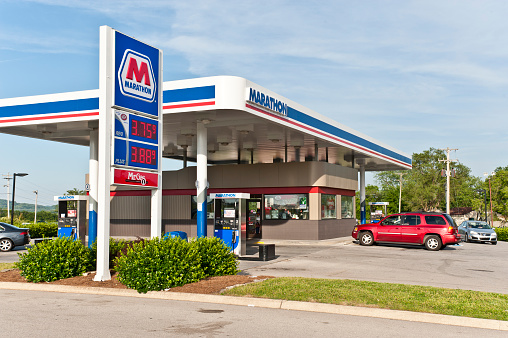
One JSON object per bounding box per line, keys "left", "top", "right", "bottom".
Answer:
{"left": 110, "top": 29, "right": 162, "bottom": 185}
{"left": 113, "top": 111, "right": 159, "bottom": 171}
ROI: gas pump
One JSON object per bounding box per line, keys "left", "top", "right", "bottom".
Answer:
{"left": 210, "top": 193, "right": 249, "bottom": 256}
{"left": 54, "top": 195, "right": 88, "bottom": 244}
{"left": 368, "top": 202, "right": 389, "bottom": 223}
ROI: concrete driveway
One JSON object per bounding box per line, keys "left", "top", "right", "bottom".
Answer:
{"left": 240, "top": 238, "right": 508, "bottom": 294}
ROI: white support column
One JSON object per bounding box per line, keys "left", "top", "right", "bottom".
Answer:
{"left": 95, "top": 26, "right": 113, "bottom": 281}
{"left": 196, "top": 121, "right": 208, "bottom": 237}
{"left": 88, "top": 127, "right": 98, "bottom": 248}
{"left": 360, "top": 165, "right": 366, "bottom": 224}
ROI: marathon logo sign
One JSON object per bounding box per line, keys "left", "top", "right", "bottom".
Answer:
{"left": 247, "top": 88, "right": 287, "bottom": 116}
{"left": 118, "top": 49, "right": 156, "bottom": 103}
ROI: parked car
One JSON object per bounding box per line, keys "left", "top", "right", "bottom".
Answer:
{"left": 0, "top": 222, "right": 30, "bottom": 252}
{"left": 458, "top": 220, "right": 497, "bottom": 245}
{"left": 352, "top": 212, "right": 460, "bottom": 251}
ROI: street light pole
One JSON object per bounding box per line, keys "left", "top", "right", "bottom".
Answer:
{"left": 396, "top": 172, "right": 407, "bottom": 213}
{"left": 33, "top": 190, "right": 38, "bottom": 224}
{"left": 3, "top": 173, "right": 11, "bottom": 219}
{"left": 11, "top": 173, "right": 28, "bottom": 225}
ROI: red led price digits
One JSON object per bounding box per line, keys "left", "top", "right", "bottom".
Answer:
{"left": 131, "top": 118, "right": 157, "bottom": 141}
{"left": 131, "top": 146, "right": 157, "bottom": 165}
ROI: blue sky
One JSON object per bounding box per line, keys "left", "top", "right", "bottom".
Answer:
{"left": 1, "top": 0, "right": 507, "bottom": 206}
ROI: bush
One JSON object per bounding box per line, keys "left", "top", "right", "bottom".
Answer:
{"left": 89, "top": 238, "right": 127, "bottom": 268}
{"left": 495, "top": 227, "right": 508, "bottom": 242}
{"left": 115, "top": 237, "right": 205, "bottom": 293}
{"left": 191, "top": 237, "right": 238, "bottom": 277}
{"left": 22, "top": 222, "right": 58, "bottom": 238}
{"left": 16, "top": 237, "right": 93, "bottom": 282}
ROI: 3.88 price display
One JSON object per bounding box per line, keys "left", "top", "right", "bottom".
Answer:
{"left": 126, "top": 140, "right": 158, "bottom": 170}
{"left": 131, "top": 146, "right": 157, "bottom": 165}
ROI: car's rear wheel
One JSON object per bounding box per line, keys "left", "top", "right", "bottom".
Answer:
{"left": 0, "top": 238, "right": 14, "bottom": 252}
{"left": 359, "top": 232, "right": 374, "bottom": 246}
{"left": 424, "top": 235, "right": 442, "bottom": 251}
{"left": 492, "top": 241, "right": 497, "bottom": 245}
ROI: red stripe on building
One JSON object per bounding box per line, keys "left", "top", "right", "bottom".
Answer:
{"left": 112, "top": 186, "right": 355, "bottom": 197}
{"left": 0, "top": 111, "right": 99, "bottom": 124}
{"left": 163, "top": 101, "right": 215, "bottom": 110}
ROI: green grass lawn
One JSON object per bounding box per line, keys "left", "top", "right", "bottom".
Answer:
{"left": 0, "top": 263, "right": 15, "bottom": 271}
{"left": 222, "top": 277, "right": 508, "bottom": 321}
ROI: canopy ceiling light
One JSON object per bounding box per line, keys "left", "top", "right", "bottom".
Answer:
{"left": 217, "top": 134, "right": 232, "bottom": 146}
{"left": 237, "top": 124, "right": 254, "bottom": 135}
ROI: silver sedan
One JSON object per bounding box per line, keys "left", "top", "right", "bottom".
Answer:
{"left": 458, "top": 220, "right": 497, "bottom": 245}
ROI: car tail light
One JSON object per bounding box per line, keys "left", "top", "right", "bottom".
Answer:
{"left": 20, "top": 231, "right": 28, "bottom": 236}
{"left": 447, "top": 226, "right": 454, "bottom": 234}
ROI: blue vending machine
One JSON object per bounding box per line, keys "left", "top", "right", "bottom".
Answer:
{"left": 211, "top": 193, "right": 249, "bottom": 256}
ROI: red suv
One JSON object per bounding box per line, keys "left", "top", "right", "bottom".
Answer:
{"left": 352, "top": 212, "right": 460, "bottom": 251}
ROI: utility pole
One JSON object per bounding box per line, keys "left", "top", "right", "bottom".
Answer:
{"left": 484, "top": 172, "right": 495, "bottom": 227}
{"left": 3, "top": 173, "right": 12, "bottom": 219}
{"left": 439, "top": 148, "right": 458, "bottom": 215}
{"left": 396, "top": 172, "right": 407, "bottom": 213}
{"left": 33, "top": 190, "right": 38, "bottom": 224}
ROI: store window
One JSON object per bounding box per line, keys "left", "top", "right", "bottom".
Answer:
{"left": 341, "top": 195, "right": 354, "bottom": 219}
{"left": 321, "top": 194, "right": 336, "bottom": 219}
{"left": 264, "top": 194, "right": 309, "bottom": 220}
{"left": 191, "top": 196, "right": 214, "bottom": 219}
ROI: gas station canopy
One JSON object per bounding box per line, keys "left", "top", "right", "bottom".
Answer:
{"left": 0, "top": 76, "right": 411, "bottom": 171}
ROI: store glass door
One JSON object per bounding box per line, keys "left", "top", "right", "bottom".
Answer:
{"left": 247, "top": 199, "right": 262, "bottom": 239}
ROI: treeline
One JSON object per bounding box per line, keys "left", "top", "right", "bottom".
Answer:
{"left": 0, "top": 210, "right": 58, "bottom": 223}
{"left": 357, "top": 148, "right": 507, "bottom": 222}
{"left": 0, "top": 199, "right": 57, "bottom": 212}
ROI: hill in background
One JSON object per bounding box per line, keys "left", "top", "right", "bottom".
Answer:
{"left": 0, "top": 199, "right": 57, "bottom": 212}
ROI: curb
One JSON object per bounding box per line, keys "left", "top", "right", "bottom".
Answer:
{"left": 1, "top": 282, "right": 507, "bottom": 331}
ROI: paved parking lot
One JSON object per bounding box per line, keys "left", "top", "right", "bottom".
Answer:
{"left": 3, "top": 238, "right": 507, "bottom": 294}
{"left": 240, "top": 239, "right": 508, "bottom": 294}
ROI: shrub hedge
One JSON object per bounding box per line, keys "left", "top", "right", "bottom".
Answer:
{"left": 16, "top": 237, "right": 93, "bottom": 282}
{"left": 19, "top": 222, "right": 58, "bottom": 238}
{"left": 89, "top": 237, "right": 127, "bottom": 268}
{"left": 115, "top": 237, "right": 205, "bottom": 293}
{"left": 15, "top": 235, "right": 239, "bottom": 291}
{"left": 192, "top": 236, "right": 238, "bottom": 277}
{"left": 495, "top": 227, "right": 508, "bottom": 242}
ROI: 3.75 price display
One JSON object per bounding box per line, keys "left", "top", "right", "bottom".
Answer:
{"left": 131, "top": 117, "right": 157, "bottom": 141}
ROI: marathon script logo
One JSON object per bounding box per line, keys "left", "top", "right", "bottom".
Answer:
{"left": 118, "top": 49, "right": 156, "bottom": 102}
{"left": 126, "top": 171, "right": 147, "bottom": 185}
{"left": 247, "top": 88, "right": 287, "bottom": 116}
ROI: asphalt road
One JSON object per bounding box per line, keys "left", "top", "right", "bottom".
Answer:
{"left": 1, "top": 289, "right": 505, "bottom": 337}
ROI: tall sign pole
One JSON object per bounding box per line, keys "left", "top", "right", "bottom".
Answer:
{"left": 96, "top": 26, "right": 162, "bottom": 281}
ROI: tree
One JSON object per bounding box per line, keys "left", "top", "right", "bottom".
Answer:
{"left": 374, "top": 148, "right": 480, "bottom": 213}
{"left": 488, "top": 167, "right": 508, "bottom": 222}
{"left": 66, "top": 188, "right": 86, "bottom": 195}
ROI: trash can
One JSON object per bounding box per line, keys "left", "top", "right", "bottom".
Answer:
{"left": 164, "top": 231, "right": 188, "bottom": 242}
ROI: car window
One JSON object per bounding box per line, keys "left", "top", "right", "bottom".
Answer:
{"left": 380, "top": 215, "right": 401, "bottom": 226}
{"left": 468, "top": 222, "right": 490, "bottom": 229}
{"left": 402, "top": 215, "right": 421, "bottom": 226}
{"left": 424, "top": 215, "right": 447, "bottom": 225}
